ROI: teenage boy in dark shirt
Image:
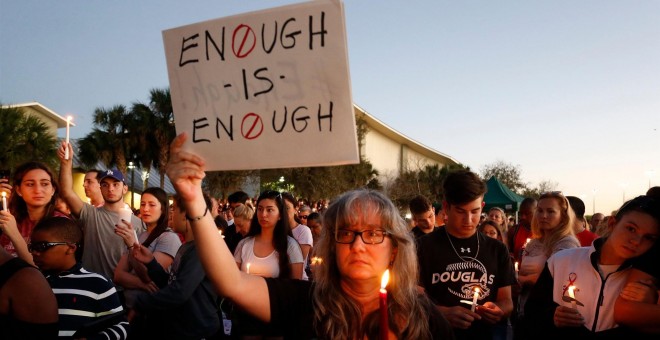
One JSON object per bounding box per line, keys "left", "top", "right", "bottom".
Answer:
{"left": 417, "top": 170, "right": 515, "bottom": 340}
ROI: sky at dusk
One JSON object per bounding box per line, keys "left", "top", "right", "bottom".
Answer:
{"left": 2, "top": 0, "right": 659, "bottom": 214}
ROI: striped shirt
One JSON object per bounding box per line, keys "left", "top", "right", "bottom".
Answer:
{"left": 45, "top": 263, "right": 129, "bottom": 339}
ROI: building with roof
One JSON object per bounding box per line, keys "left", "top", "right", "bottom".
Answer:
{"left": 6, "top": 101, "right": 459, "bottom": 205}
{"left": 355, "top": 104, "right": 459, "bottom": 184}
{"left": 5, "top": 102, "right": 74, "bottom": 135}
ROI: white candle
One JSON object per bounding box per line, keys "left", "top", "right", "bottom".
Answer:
{"left": 568, "top": 285, "right": 577, "bottom": 309}
{"left": 1, "top": 192, "right": 6, "bottom": 211}
{"left": 246, "top": 262, "right": 251, "bottom": 275}
{"left": 471, "top": 287, "right": 480, "bottom": 312}
{"left": 514, "top": 261, "right": 519, "bottom": 279}
{"left": 64, "top": 116, "right": 72, "bottom": 160}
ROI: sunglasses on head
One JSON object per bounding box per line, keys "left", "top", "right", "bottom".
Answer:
{"left": 28, "top": 241, "right": 73, "bottom": 253}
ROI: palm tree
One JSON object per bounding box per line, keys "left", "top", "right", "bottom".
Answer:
{"left": 0, "top": 105, "right": 59, "bottom": 170}
{"left": 129, "top": 88, "right": 175, "bottom": 189}
{"left": 77, "top": 105, "right": 131, "bottom": 174}
{"left": 144, "top": 88, "right": 175, "bottom": 188}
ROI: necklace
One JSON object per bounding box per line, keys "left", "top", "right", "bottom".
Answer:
{"left": 445, "top": 229, "right": 480, "bottom": 262}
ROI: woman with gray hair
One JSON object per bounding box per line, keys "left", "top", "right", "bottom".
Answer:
{"left": 164, "top": 133, "right": 453, "bottom": 339}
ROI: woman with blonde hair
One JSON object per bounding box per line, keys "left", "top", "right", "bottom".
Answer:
{"left": 164, "top": 133, "right": 453, "bottom": 339}
{"left": 232, "top": 203, "right": 254, "bottom": 237}
{"left": 517, "top": 192, "right": 580, "bottom": 324}
{"left": 488, "top": 207, "right": 509, "bottom": 239}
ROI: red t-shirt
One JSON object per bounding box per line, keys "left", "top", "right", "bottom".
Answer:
{"left": 510, "top": 224, "right": 532, "bottom": 263}
{"left": 1, "top": 211, "right": 69, "bottom": 256}
{"left": 576, "top": 229, "right": 599, "bottom": 247}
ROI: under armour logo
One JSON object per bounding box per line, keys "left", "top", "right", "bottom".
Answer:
{"left": 461, "top": 247, "right": 471, "bottom": 253}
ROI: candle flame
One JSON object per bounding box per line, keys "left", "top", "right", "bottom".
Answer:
{"left": 1, "top": 192, "right": 5, "bottom": 198}
{"left": 311, "top": 257, "right": 323, "bottom": 265}
{"left": 568, "top": 285, "right": 576, "bottom": 299}
{"left": 381, "top": 269, "right": 390, "bottom": 290}
{"left": 66, "top": 116, "right": 72, "bottom": 123}
{"left": 474, "top": 287, "right": 480, "bottom": 294}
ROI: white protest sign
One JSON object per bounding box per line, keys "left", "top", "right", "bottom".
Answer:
{"left": 162, "top": 0, "right": 358, "bottom": 171}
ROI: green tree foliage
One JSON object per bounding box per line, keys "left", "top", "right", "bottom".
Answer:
{"left": 387, "top": 163, "right": 467, "bottom": 212}
{"left": 260, "top": 159, "right": 380, "bottom": 203}
{"left": 520, "top": 179, "right": 559, "bottom": 199}
{"left": 77, "top": 88, "right": 175, "bottom": 190}
{"left": 480, "top": 160, "right": 527, "bottom": 194}
{"left": 77, "top": 105, "right": 131, "bottom": 174}
{"left": 129, "top": 88, "right": 176, "bottom": 188}
{"left": 204, "top": 170, "right": 258, "bottom": 199}
{"left": 0, "top": 105, "right": 59, "bottom": 171}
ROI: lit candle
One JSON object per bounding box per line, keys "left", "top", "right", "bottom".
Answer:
{"left": 514, "top": 261, "right": 519, "bottom": 279}
{"left": 246, "top": 262, "right": 251, "bottom": 275}
{"left": 471, "top": 287, "right": 480, "bottom": 312}
{"left": 568, "top": 285, "right": 577, "bottom": 309}
{"left": 524, "top": 238, "right": 531, "bottom": 248}
{"left": 1, "top": 192, "right": 6, "bottom": 211}
{"left": 64, "top": 116, "right": 72, "bottom": 160}
{"left": 380, "top": 269, "right": 390, "bottom": 340}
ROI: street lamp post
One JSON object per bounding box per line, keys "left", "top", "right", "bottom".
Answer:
{"left": 647, "top": 170, "right": 656, "bottom": 189}
{"left": 592, "top": 189, "right": 597, "bottom": 215}
{"left": 128, "top": 162, "right": 136, "bottom": 209}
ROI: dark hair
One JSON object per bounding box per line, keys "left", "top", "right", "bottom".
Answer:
{"left": 566, "top": 196, "right": 586, "bottom": 219}
{"left": 215, "top": 215, "right": 229, "bottom": 231}
{"left": 409, "top": 195, "right": 432, "bottom": 215}
{"left": 248, "top": 190, "right": 293, "bottom": 279}
{"left": 140, "top": 187, "right": 170, "bottom": 248}
{"left": 647, "top": 186, "right": 660, "bottom": 200}
{"left": 479, "top": 219, "right": 503, "bottom": 241}
{"left": 520, "top": 197, "right": 537, "bottom": 209}
{"left": 173, "top": 192, "right": 213, "bottom": 215}
{"left": 86, "top": 169, "right": 101, "bottom": 179}
{"left": 615, "top": 196, "right": 660, "bottom": 224}
{"left": 9, "top": 161, "right": 59, "bottom": 223}
{"left": 33, "top": 216, "right": 82, "bottom": 244}
{"left": 442, "top": 170, "right": 487, "bottom": 206}
{"left": 281, "top": 192, "right": 297, "bottom": 209}
{"left": 307, "top": 212, "right": 322, "bottom": 224}
{"left": 228, "top": 191, "right": 249, "bottom": 205}
{"left": 281, "top": 192, "right": 299, "bottom": 224}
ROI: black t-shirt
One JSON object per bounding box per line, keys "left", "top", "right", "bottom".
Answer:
{"left": 266, "top": 278, "right": 454, "bottom": 339}
{"left": 417, "top": 227, "right": 516, "bottom": 340}
{"left": 411, "top": 226, "right": 438, "bottom": 240}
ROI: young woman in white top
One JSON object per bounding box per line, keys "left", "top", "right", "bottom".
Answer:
{"left": 518, "top": 191, "right": 580, "bottom": 318}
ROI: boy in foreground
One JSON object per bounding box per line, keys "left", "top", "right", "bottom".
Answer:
{"left": 30, "top": 216, "right": 128, "bottom": 339}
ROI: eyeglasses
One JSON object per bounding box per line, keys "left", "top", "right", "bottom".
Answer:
{"left": 335, "top": 229, "right": 389, "bottom": 244}
{"left": 299, "top": 215, "right": 309, "bottom": 220}
{"left": 28, "top": 241, "right": 72, "bottom": 253}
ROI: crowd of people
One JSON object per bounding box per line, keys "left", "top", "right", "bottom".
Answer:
{"left": 0, "top": 133, "right": 659, "bottom": 339}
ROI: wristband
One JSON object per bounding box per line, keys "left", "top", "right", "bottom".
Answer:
{"left": 186, "top": 207, "right": 209, "bottom": 222}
